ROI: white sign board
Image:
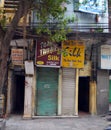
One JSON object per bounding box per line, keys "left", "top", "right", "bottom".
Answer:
{"left": 25, "top": 61, "right": 34, "bottom": 75}
{"left": 76, "top": 0, "right": 106, "bottom": 15}
{"left": 101, "top": 45, "right": 111, "bottom": 69}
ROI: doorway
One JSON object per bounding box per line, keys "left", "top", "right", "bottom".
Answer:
{"left": 78, "top": 77, "right": 90, "bottom": 113}
{"left": 12, "top": 74, "right": 25, "bottom": 114}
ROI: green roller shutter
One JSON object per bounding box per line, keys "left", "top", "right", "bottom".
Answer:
{"left": 36, "top": 67, "right": 58, "bottom": 116}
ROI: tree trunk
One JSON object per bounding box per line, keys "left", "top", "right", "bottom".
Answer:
{"left": 0, "top": 39, "right": 10, "bottom": 94}
{"left": 0, "top": 0, "right": 33, "bottom": 94}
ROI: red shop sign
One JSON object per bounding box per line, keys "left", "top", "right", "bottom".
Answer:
{"left": 35, "top": 40, "right": 61, "bottom": 68}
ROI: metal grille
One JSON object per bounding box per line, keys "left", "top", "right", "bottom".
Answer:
{"left": 62, "top": 68, "right": 76, "bottom": 116}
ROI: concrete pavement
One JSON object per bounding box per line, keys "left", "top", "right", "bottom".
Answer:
{"left": 5, "top": 115, "right": 109, "bottom": 130}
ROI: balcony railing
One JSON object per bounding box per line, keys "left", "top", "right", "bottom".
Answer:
{"left": 4, "top": 0, "right": 19, "bottom": 9}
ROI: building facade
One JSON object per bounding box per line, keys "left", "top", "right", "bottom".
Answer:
{"left": 3, "top": 0, "right": 111, "bottom": 118}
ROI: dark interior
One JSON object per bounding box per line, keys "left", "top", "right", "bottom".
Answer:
{"left": 12, "top": 75, "right": 25, "bottom": 114}
{"left": 78, "top": 77, "right": 90, "bottom": 112}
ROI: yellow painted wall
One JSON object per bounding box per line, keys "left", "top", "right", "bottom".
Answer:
{"left": 3, "top": 13, "right": 29, "bottom": 25}
{"left": 0, "top": 0, "right": 4, "bottom": 8}
{"left": 79, "top": 61, "right": 92, "bottom": 76}
{"left": 89, "top": 81, "right": 97, "bottom": 115}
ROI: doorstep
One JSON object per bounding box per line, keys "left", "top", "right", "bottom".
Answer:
{"left": 32, "top": 115, "right": 78, "bottom": 119}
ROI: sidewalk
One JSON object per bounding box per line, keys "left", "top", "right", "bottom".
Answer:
{"left": 5, "top": 115, "right": 109, "bottom": 130}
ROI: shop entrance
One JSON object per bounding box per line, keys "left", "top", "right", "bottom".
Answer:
{"left": 12, "top": 74, "right": 25, "bottom": 114}
{"left": 78, "top": 77, "right": 90, "bottom": 113}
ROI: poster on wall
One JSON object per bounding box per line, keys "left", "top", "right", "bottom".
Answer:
{"left": 36, "top": 40, "right": 61, "bottom": 68}
{"left": 61, "top": 40, "right": 85, "bottom": 68}
{"left": 74, "top": 0, "right": 106, "bottom": 15}
{"left": 25, "top": 61, "right": 34, "bottom": 75}
{"left": 100, "top": 45, "right": 111, "bottom": 69}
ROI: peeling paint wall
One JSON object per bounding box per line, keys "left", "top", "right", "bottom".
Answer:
{"left": 23, "top": 76, "right": 33, "bottom": 118}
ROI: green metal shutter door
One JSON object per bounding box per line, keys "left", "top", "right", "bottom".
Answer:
{"left": 36, "top": 67, "right": 58, "bottom": 116}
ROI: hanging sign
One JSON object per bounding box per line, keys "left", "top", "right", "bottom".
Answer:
{"left": 62, "top": 40, "right": 85, "bottom": 68}
{"left": 36, "top": 40, "right": 61, "bottom": 67}
{"left": 11, "top": 48, "right": 23, "bottom": 65}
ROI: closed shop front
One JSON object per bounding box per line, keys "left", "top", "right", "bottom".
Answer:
{"left": 62, "top": 68, "right": 76, "bottom": 116}
{"left": 36, "top": 67, "right": 59, "bottom": 116}
{"left": 61, "top": 40, "right": 84, "bottom": 116}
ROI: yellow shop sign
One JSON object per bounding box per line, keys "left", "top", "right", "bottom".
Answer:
{"left": 62, "top": 40, "right": 85, "bottom": 68}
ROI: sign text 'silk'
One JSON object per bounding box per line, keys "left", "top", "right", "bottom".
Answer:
{"left": 36, "top": 41, "right": 61, "bottom": 67}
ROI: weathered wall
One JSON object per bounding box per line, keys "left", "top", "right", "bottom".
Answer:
{"left": 97, "top": 69, "right": 109, "bottom": 115}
